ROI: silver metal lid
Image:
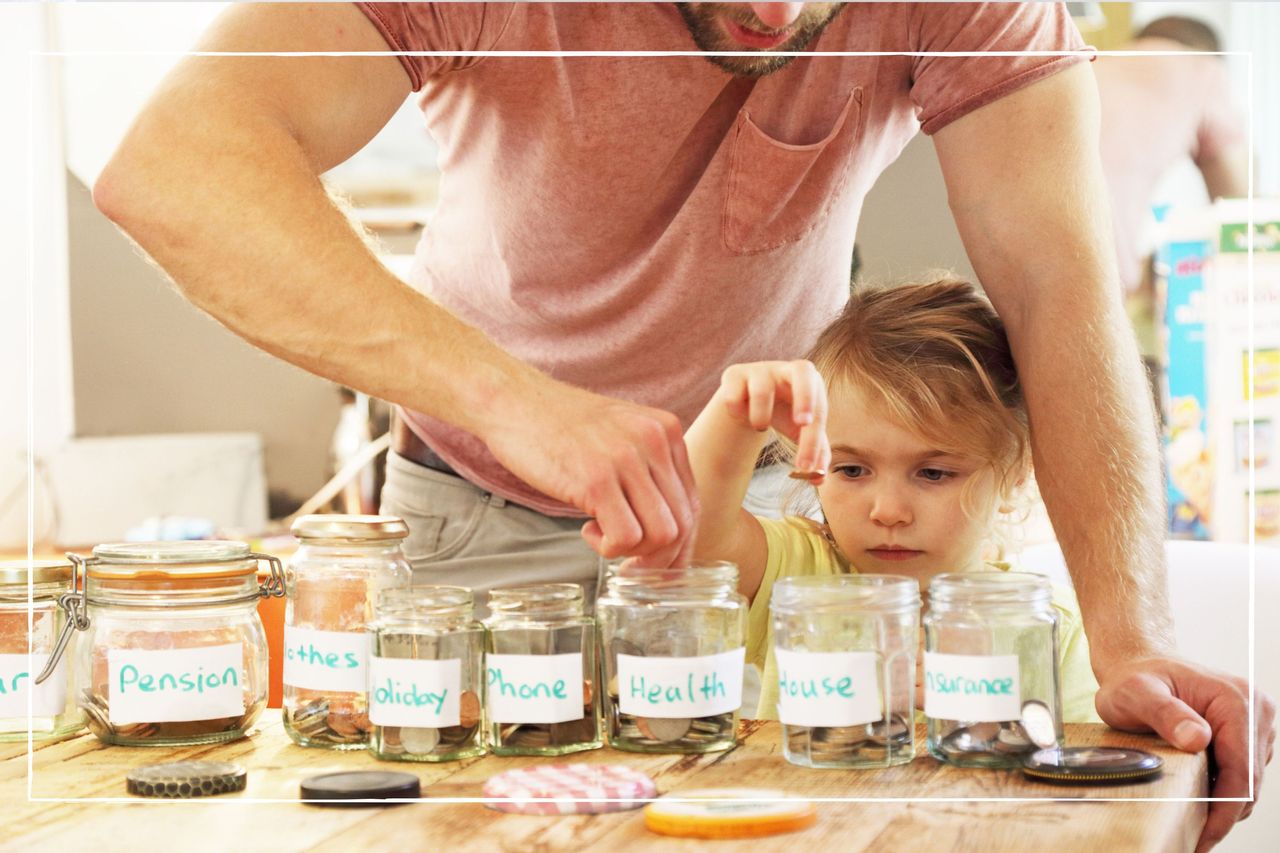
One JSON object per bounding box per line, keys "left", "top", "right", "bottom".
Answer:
{"left": 0, "top": 559, "right": 74, "bottom": 586}
{"left": 91, "top": 541, "right": 252, "bottom": 565}
{"left": 290, "top": 514, "right": 409, "bottom": 542}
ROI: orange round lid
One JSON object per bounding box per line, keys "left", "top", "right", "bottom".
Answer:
{"left": 643, "top": 789, "right": 817, "bottom": 839}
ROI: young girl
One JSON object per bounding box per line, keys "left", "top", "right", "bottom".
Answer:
{"left": 685, "top": 278, "right": 1100, "bottom": 722}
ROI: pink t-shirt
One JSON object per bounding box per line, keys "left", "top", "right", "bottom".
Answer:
{"left": 1094, "top": 38, "right": 1245, "bottom": 291}
{"left": 357, "top": 2, "right": 1086, "bottom": 515}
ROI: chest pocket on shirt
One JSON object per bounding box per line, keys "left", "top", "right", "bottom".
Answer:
{"left": 722, "top": 88, "right": 863, "bottom": 256}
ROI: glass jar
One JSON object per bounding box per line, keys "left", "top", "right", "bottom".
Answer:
{"left": 596, "top": 562, "right": 746, "bottom": 754}
{"left": 0, "top": 560, "right": 83, "bottom": 741}
{"left": 770, "top": 575, "right": 919, "bottom": 768}
{"left": 923, "top": 572, "right": 1063, "bottom": 768}
{"left": 282, "top": 514, "right": 412, "bottom": 749}
{"left": 368, "top": 586, "right": 485, "bottom": 762}
{"left": 37, "top": 542, "right": 282, "bottom": 746}
{"left": 482, "top": 583, "right": 601, "bottom": 756}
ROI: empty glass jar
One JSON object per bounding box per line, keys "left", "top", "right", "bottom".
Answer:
{"left": 771, "top": 574, "right": 920, "bottom": 768}
{"left": 596, "top": 562, "right": 746, "bottom": 754}
{"left": 0, "top": 560, "right": 82, "bottom": 741}
{"left": 924, "top": 572, "right": 1063, "bottom": 768}
{"left": 368, "top": 586, "right": 485, "bottom": 762}
{"left": 38, "top": 542, "right": 281, "bottom": 746}
{"left": 283, "top": 514, "right": 412, "bottom": 750}
{"left": 483, "top": 583, "right": 601, "bottom": 756}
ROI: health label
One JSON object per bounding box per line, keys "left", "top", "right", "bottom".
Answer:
{"left": 618, "top": 648, "right": 744, "bottom": 719}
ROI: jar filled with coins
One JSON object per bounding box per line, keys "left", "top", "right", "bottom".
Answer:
{"left": 36, "top": 542, "right": 281, "bottom": 746}
{"left": 0, "top": 560, "right": 83, "bottom": 741}
{"left": 771, "top": 575, "right": 920, "bottom": 768}
{"left": 368, "top": 586, "right": 485, "bottom": 762}
{"left": 596, "top": 562, "right": 747, "bottom": 754}
{"left": 482, "top": 583, "right": 601, "bottom": 756}
{"left": 283, "top": 515, "right": 412, "bottom": 750}
{"left": 923, "top": 572, "right": 1063, "bottom": 768}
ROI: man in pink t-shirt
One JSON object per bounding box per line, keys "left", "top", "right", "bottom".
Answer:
{"left": 92, "top": 3, "right": 1272, "bottom": 842}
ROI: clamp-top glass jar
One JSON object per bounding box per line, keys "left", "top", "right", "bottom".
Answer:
{"left": 770, "top": 575, "right": 920, "bottom": 768}
{"left": 0, "top": 560, "right": 83, "bottom": 741}
{"left": 483, "top": 583, "right": 601, "bottom": 756}
{"left": 282, "top": 514, "right": 412, "bottom": 749}
{"left": 596, "top": 562, "right": 746, "bottom": 754}
{"left": 37, "top": 542, "right": 282, "bottom": 746}
{"left": 368, "top": 586, "right": 486, "bottom": 762}
{"left": 923, "top": 572, "right": 1063, "bottom": 767}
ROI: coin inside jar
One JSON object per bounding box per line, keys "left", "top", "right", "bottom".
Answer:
{"left": 399, "top": 727, "right": 441, "bottom": 754}
{"left": 636, "top": 716, "right": 693, "bottom": 742}
{"left": 942, "top": 721, "right": 1001, "bottom": 753}
{"left": 459, "top": 691, "right": 481, "bottom": 729}
{"left": 1019, "top": 700, "right": 1058, "bottom": 749}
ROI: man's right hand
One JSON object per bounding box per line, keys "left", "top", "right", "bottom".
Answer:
{"left": 481, "top": 377, "right": 700, "bottom": 568}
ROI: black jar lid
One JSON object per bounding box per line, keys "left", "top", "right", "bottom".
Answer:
{"left": 301, "top": 771, "right": 422, "bottom": 806}
{"left": 1022, "top": 746, "right": 1164, "bottom": 785}
{"left": 127, "top": 761, "right": 248, "bottom": 798}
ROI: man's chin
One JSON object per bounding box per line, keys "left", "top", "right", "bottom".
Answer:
{"left": 702, "top": 51, "right": 800, "bottom": 78}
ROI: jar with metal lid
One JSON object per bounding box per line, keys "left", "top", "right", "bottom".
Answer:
{"left": 0, "top": 560, "right": 83, "bottom": 740}
{"left": 596, "top": 562, "right": 746, "bottom": 754}
{"left": 282, "top": 514, "right": 412, "bottom": 749}
{"left": 770, "top": 575, "right": 920, "bottom": 768}
{"left": 368, "top": 586, "right": 485, "bottom": 762}
{"left": 36, "top": 542, "right": 282, "bottom": 746}
{"left": 483, "top": 583, "right": 601, "bottom": 756}
{"left": 923, "top": 572, "right": 1063, "bottom": 767}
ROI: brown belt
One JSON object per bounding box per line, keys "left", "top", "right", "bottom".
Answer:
{"left": 391, "top": 416, "right": 458, "bottom": 476}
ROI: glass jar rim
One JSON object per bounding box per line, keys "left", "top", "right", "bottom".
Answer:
{"left": 290, "top": 514, "right": 408, "bottom": 542}
{"left": 377, "top": 585, "right": 473, "bottom": 616}
{"left": 928, "top": 571, "right": 1051, "bottom": 605}
{"left": 0, "top": 559, "right": 73, "bottom": 586}
{"left": 771, "top": 573, "right": 920, "bottom": 612}
{"left": 488, "top": 582, "right": 583, "bottom": 605}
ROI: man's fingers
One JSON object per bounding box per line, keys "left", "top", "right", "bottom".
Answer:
{"left": 1103, "top": 672, "right": 1213, "bottom": 751}
{"left": 582, "top": 477, "right": 644, "bottom": 558}
{"left": 746, "top": 372, "right": 776, "bottom": 431}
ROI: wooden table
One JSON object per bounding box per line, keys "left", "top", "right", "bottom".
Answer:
{"left": 0, "top": 720, "right": 1205, "bottom": 852}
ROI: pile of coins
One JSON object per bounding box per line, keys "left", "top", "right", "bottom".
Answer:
{"left": 783, "top": 713, "right": 913, "bottom": 766}
{"left": 373, "top": 690, "right": 483, "bottom": 758}
{"left": 609, "top": 705, "right": 736, "bottom": 751}
{"left": 284, "top": 696, "right": 372, "bottom": 747}
{"left": 492, "top": 680, "right": 598, "bottom": 754}
{"left": 81, "top": 689, "right": 264, "bottom": 745}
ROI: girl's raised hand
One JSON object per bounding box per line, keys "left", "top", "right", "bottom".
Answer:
{"left": 716, "top": 360, "right": 830, "bottom": 479}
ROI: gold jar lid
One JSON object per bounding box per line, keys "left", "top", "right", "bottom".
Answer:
{"left": 0, "top": 559, "right": 74, "bottom": 586}
{"left": 290, "top": 514, "right": 409, "bottom": 542}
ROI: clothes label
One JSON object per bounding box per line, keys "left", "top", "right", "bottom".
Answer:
{"left": 108, "top": 644, "right": 245, "bottom": 724}
{"left": 282, "top": 626, "right": 369, "bottom": 693}
{"left": 0, "top": 653, "right": 67, "bottom": 718}
{"left": 369, "top": 657, "right": 460, "bottom": 728}
{"left": 774, "top": 649, "right": 883, "bottom": 728}
{"left": 486, "top": 653, "right": 584, "bottom": 724}
{"left": 618, "top": 648, "right": 744, "bottom": 719}
{"left": 923, "top": 652, "right": 1021, "bottom": 722}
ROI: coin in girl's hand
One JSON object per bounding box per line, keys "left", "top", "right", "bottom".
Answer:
{"left": 788, "top": 469, "right": 826, "bottom": 482}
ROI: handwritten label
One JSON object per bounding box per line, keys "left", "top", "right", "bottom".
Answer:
{"left": 774, "top": 649, "right": 882, "bottom": 728}
{"left": 282, "top": 626, "right": 369, "bottom": 693}
{"left": 486, "top": 653, "right": 583, "bottom": 724}
{"left": 618, "top": 648, "right": 744, "bottom": 718}
{"left": 108, "top": 644, "right": 245, "bottom": 724}
{"left": 0, "top": 654, "right": 67, "bottom": 718}
{"left": 369, "top": 657, "right": 460, "bottom": 727}
{"left": 923, "top": 652, "right": 1020, "bottom": 722}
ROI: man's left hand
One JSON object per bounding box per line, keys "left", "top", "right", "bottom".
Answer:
{"left": 1095, "top": 656, "right": 1277, "bottom": 852}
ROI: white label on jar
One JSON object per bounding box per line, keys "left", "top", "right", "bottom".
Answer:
{"left": 923, "top": 652, "right": 1021, "bottom": 722}
{"left": 0, "top": 653, "right": 67, "bottom": 718}
{"left": 485, "top": 653, "right": 584, "bottom": 724}
{"left": 618, "top": 648, "right": 744, "bottom": 719}
{"left": 108, "top": 644, "right": 245, "bottom": 724}
{"left": 282, "top": 626, "right": 369, "bottom": 693}
{"left": 774, "top": 649, "right": 883, "bottom": 728}
{"left": 368, "top": 657, "right": 460, "bottom": 728}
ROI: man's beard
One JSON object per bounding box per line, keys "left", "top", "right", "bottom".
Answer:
{"left": 677, "top": 3, "right": 845, "bottom": 78}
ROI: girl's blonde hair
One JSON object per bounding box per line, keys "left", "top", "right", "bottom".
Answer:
{"left": 791, "top": 276, "right": 1032, "bottom": 520}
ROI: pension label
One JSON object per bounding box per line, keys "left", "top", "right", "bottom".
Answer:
{"left": 108, "top": 644, "right": 245, "bottom": 724}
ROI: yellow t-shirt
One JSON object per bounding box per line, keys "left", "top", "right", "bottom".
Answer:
{"left": 747, "top": 517, "right": 1102, "bottom": 724}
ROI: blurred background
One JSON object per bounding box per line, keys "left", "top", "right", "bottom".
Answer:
{"left": 1, "top": 1, "right": 1276, "bottom": 551}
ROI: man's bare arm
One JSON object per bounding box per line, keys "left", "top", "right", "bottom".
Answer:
{"left": 934, "top": 61, "right": 1274, "bottom": 851}
{"left": 95, "top": 2, "right": 698, "bottom": 564}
